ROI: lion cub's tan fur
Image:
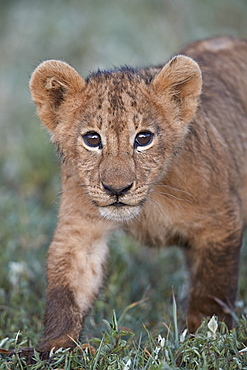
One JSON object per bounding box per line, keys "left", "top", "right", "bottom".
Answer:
{"left": 30, "top": 36, "right": 247, "bottom": 355}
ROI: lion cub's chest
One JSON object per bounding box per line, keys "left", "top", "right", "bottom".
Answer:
{"left": 125, "top": 194, "right": 187, "bottom": 248}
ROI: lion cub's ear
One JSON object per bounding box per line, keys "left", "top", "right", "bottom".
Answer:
{"left": 152, "top": 55, "right": 202, "bottom": 124}
{"left": 29, "top": 60, "right": 86, "bottom": 131}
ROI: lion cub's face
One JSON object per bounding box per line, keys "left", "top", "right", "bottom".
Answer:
{"left": 30, "top": 58, "right": 202, "bottom": 222}
{"left": 74, "top": 71, "right": 169, "bottom": 221}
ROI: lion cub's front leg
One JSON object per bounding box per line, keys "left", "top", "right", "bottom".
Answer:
{"left": 39, "top": 231, "right": 108, "bottom": 355}
{"left": 39, "top": 169, "right": 112, "bottom": 355}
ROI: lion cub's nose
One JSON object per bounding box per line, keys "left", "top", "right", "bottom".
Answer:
{"left": 102, "top": 182, "right": 133, "bottom": 197}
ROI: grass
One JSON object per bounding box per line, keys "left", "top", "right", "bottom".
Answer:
{"left": 1, "top": 307, "right": 247, "bottom": 368}
{"left": 1, "top": 0, "right": 247, "bottom": 368}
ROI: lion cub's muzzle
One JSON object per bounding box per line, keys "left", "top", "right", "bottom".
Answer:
{"left": 101, "top": 181, "right": 133, "bottom": 208}
{"left": 94, "top": 180, "right": 147, "bottom": 222}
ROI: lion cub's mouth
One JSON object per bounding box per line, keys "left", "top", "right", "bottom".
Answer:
{"left": 89, "top": 186, "right": 148, "bottom": 221}
{"left": 98, "top": 203, "right": 141, "bottom": 222}
{"left": 96, "top": 198, "right": 143, "bottom": 222}
{"left": 110, "top": 201, "right": 126, "bottom": 207}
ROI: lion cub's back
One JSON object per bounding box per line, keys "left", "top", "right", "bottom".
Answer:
{"left": 184, "top": 37, "right": 247, "bottom": 221}
{"left": 182, "top": 36, "right": 247, "bottom": 106}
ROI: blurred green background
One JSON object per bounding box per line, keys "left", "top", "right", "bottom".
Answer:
{"left": 1, "top": 0, "right": 247, "bottom": 346}
{"left": 2, "top": 0, "right": 247, "bottom": 200}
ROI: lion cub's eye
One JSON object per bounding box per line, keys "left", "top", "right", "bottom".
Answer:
{"left": 134, "top": 131, "right": 154, "bottom": 149}
{"left": 82, "top": 131, "right": 102, "bottom": 149}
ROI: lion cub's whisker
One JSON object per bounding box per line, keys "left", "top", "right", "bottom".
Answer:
{"left": 152, "top": 190, "right": 193, "bottom": 204}
{"left": 150, "top": 191, "right": 185, "bottom": 211}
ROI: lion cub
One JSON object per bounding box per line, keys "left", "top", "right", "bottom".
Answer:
{"left": 30, "top": 36, "right": 247, "bottom": 355}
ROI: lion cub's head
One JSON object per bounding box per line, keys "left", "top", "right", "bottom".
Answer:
{"left": 30, "top": 56, "right": 201, "bottom": 222}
